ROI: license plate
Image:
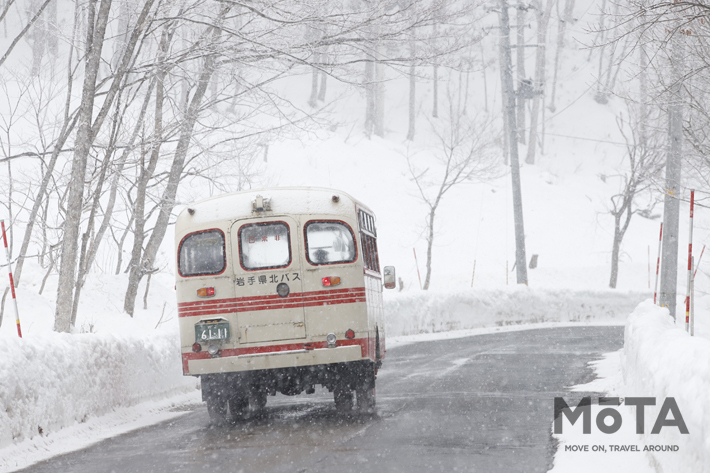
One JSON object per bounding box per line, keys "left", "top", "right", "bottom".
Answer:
{"left": 195, "top": 320, "right": 230, "bottom": 342}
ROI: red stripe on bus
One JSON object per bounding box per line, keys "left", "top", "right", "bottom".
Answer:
{"left": 177, "top": 296, "right": 366, "bottom": 318}
{"left": 177, "top": 287, "right": 366, "bottom": 309}
{"left": 239, "top": 291, "right": 365, "bottom": 306}
{"left": 181, "top": 337, "right": 369, "bottom": 374}
{"left": 177, "top": 290, "right": 365, "bottom": 312}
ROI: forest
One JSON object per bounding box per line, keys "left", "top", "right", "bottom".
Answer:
{"left": 1, "top": 0, "right": 709, "bottom": 332}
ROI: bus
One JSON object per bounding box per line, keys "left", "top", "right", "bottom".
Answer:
{"left": 175, "top": 187, "right": 395, "bottom": 424}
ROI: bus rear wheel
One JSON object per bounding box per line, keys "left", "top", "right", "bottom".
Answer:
{"left": 229, "top": 396, "right": 249, "bottom": 420}
{"left": 206, "top": 395, "right": 230, "bottom": 426}
{"left": 334, "top": 386, "right": 353, "bottom": 412}
{"left": 249, "top": 390, "right": 268, "bottom": 411}
{"left": 355, "top": 372, "right": 376, "bottom": 413}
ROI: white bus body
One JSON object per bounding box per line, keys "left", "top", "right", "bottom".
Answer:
{"left": 175, "top": 187, "right": 394, "bottom": 422}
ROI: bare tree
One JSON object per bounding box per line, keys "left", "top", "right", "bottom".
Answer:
{"left": 123, "top": 4, "right": 231, "bottom": 316}
{"left": 55, "top": 0, "right": 157, "bottom": 332}
{"left": 0, "top": 0, "right": 491, "bottom": 327}
{"left": 407, "top": 88, "right": 500, "bottom": 290}
{"left": 607, "top": 108, "right": 664, "bottom": 288}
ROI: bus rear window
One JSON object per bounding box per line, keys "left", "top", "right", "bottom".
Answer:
{"left": 305, "top": 221, "right": 356, "bottom": 265}
{"left": 178, "top": 230, "right": 226, "bottom": 277}
{"left": 239, "top": 222, "right": 291, "bottom": 270}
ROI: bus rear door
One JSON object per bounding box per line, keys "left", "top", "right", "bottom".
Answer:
{"left": 230, "top": 216, "right": 306, "bottom": 344}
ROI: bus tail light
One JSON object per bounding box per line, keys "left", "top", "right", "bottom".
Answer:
{"left": 322, "top": 276, "right": 341, "bottom": 287}
{"left": 345, "top": 329, "right": 355, "bottom": 339}
{"left": 197, "top": 287, "right": 215, "bottom": 297}
{"left": 192, "top": 343, "right": 202, "bottom": 352}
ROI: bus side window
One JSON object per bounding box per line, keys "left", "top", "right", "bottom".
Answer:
{"left": 358, "top": 210, "right": 380, "bottom": 274}
{"left": 304, "top": 221, "right": 356, "bottom": 265}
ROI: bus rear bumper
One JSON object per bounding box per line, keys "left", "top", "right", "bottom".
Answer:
{"left": 186, "top": 345, "right": 364, "bottom": 375}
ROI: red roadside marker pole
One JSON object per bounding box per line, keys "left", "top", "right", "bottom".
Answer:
{"left": 693, "top": 244, "right": 705, "bottom": 280}
{"left": 1, "top": 220, "right": 22, "bottom": 337}
{"left": 653, "top": 222, "right": 663, "bottom": 304}
{"left": 685, "top": 190, "right": 695, "bottom": 331}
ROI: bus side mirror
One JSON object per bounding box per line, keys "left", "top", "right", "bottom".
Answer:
{"left": 383, "top": 266, "right": 396, "bottom": 289}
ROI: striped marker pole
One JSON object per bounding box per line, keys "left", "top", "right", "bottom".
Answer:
{"left": 693, "top": 244, "right": 705, "bottom": 280}
{"left": 653, "top": 222, "right": 663, "bottom": 304}
{"left": 690, "top": 256, "right": 695, "bottom": 336}
{"left": 1, "top": 220, "right": 22, "bottom": 337}
{"left": 685, "top": 190, "right": 695, "bottom": 331}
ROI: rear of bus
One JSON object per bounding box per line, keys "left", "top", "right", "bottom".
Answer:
{"left": 174, "top": 188, "right": 392, "bottom": 421}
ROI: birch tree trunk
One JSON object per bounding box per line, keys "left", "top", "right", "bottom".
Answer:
{"left": 549, "top": 0, "right": 575, "bottom": 111}
{"left": 308, "top": 52, "right": 319, "bottom": 107}
{"left": 55, "top": 0, "right": 112, "bottom": 333}
{"left": 407, "top": 37, "right": 416, "bottom": 141}
{"left": 318, "top": 50, "right": 327, "bottom": 102}
{"left": 609, "top": 203, "right": 632, "bottom": 288}
{"left": 423, "top": 206, "right": 437, "bottom": 290}
{"left": 638, "top": 11, "right": 648, "bottom": 149}
{"left": 364, "top": 55, "right": 375, "bottom": 137}
{"left": 124, "top": 31, "right": 169, "bottom": 317}
{"left": 55, "top": 0, "right": 156, "bottom": 330}
{"left": 609, "top": 217, "right": 622, "bottom": 288}
{"left": 593, "top": 0, "right": 608, "bottom": 103}
{"left": 516, "top": 6, "right": 526, "bottom": 143}
{"left": 526, "top": 0, "right": 554, "bottom": 164}
{"left": 374, "top": 46, "right": 385, "bottom": 137}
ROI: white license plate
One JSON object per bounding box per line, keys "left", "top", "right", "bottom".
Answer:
{"left": 195, "top": 321, "right": 230, "bottom": 342}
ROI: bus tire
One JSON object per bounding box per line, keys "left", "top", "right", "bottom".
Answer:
{"left": 206, "top": 395, "right": 230, "bottom": 426}
{"left": 229, "top": 396, "right": 249, "bottom": 420}
{"left": 249, "top": 390, "right": 268, "bottom": 411}
{"left": 356, "top": 370, "right": 376, "bottom": 413}
{"left": 334, "top": 386, "right": 353, "bottom": 412}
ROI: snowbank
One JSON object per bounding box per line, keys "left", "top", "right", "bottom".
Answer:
{"left": 0, "top": 329, "right": 197, "bottom": 450}
{"left": 622, "top": 300, "right": 710, "bottom": 473}
{"left": 385, "top": 287, "right": 647, "bottom": 336}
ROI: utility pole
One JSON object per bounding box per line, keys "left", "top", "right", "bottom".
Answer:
{"left": 498, "top": 0, "right": 529, "bottom": 285}
{"left": 659, "top": 33, "right": 684, "bottom": 319}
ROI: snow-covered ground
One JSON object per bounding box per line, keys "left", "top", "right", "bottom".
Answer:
{"left": 386, "top": 287, "right": 645, "bottom": 336}
{"left": 621, "top": 300, "right": 710, "bottom": 473}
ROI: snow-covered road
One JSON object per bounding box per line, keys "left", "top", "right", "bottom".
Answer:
{"left": 16, "top": 326, "right": 623, "bottom": 473}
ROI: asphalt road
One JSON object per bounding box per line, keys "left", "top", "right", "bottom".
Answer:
{"left": 19, "top": 326, "right": 623, "bottom": 473}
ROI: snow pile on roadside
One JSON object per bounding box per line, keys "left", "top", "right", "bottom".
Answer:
{"left": 385, "top": 287, "right": 647, "bottom": 336}
{"left": 0, "top": 329, "right": 197, "bottom": 451}
{"left": 622, "top": 300, "right": 710, "bottom": 473}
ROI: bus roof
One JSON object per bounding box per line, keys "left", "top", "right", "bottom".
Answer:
{"left": 176, "top": 187, "right": 374, "bottom": 229}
